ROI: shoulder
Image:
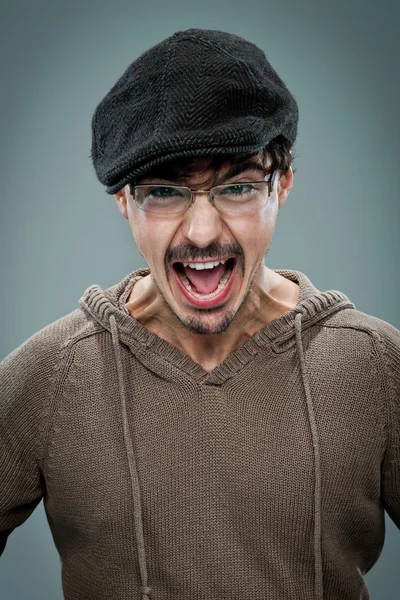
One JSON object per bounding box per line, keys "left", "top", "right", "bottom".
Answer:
{"left": 317, "top": 307, "right": 400, "bottom": 390}
{"left": 0, "top": 306, "right": 103, "bottom": 423}
{"left": 1, "top": 306, "right": 101, "bottom": 373}
{"left": 319, "top": 306, "right": 400, "bottom": 346}
{"left": 0, "top": 306, "right": 106, "bottom": 462}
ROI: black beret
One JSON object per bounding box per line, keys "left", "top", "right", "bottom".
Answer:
{"left": 91, "top": 28, "right": 298, "bottom": 194}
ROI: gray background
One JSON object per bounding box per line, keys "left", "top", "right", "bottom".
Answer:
{"left": 0, "top": 0, "right": 399, "bottom": 598}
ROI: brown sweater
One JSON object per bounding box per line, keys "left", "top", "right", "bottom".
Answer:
{"left": 1, "top": 268, "right": 399, "bottom": 600}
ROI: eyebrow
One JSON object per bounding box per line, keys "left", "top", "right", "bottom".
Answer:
{"left": 220, "top": 160, "right": 266, "bottom": 182}
{"left": 138, "top": 160, "right": 266, "bottom": 186}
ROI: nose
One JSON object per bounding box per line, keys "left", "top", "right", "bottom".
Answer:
{"left": 180, "top": 192, "right": 224, "bottom": 248}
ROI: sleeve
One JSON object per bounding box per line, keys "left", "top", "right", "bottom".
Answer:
{"left": 0, "top": 327, "right": 67, "bottom": 555}
{"left": 377, "top": 318, "right": 400, "bottom": 528}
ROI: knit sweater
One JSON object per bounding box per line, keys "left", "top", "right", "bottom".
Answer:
{"left": 1, "top": 268, "right": 399, "bottom": 600}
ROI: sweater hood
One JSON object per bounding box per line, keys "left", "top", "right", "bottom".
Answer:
{"left": 79, "top": 267, "right": 356, "bottom": 600}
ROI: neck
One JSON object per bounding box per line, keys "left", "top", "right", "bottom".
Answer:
{"left": 124, "top": 266, "right": 299, "bottom": 372}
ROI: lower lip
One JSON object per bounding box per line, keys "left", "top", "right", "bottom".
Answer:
{"left": 172, "top": 262, "right": 237, "bottom": 308}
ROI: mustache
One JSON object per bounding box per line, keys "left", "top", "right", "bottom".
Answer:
{"left": 165, "top": 241, "right": 244, "bottom": 265}
{"left": 165, "top": 241, "right": 245, "bottom": 277}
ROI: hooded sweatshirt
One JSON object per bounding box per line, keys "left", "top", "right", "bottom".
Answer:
{"left": 0, "top": 268, "right": 399, "bottom": 600}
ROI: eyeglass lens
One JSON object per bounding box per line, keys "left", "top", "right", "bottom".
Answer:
{"left": 134, "top": 179, "right": 273, "bottom": 214}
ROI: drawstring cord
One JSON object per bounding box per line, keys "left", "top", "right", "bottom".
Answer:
{"left": 294, "top": 313, "right": 323, "bottom": 599}
{"left": 110, "top": 315, "right": 152, "bottom": 600}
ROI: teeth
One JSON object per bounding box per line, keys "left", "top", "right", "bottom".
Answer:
{"left": 219, "top": 269, "right": 231, "bottom": 285}
{"left": 182, "top": 259, "right": 226, "bottom": 270}
{"left": 178, "top": 273, "right": 193, "bottom": 290}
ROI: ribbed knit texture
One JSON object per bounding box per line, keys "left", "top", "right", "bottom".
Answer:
{"left": 1, "top": 268, "right": 399, "bottom": 600}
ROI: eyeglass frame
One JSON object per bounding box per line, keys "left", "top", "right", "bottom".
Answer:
{"left": 129, "top": 170, "right": 280, "bottom": 215}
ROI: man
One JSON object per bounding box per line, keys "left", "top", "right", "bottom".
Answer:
{"left": 0, "top": 28, "right": 399, "bottom": 600}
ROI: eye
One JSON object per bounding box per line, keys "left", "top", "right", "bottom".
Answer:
{"left": 147, "top": 186, "right": 184, "bottom": 198}
{"left": 221, "top": 184, "right": 255, "bottom": 195}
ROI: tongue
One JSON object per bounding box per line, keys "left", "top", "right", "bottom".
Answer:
{"left": 184, "top": 263, "right": 227, "bottom": 294}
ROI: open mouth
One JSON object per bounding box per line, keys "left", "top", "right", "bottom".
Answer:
{"left": 173, "top": 257, "right": 236, "bottom": 302}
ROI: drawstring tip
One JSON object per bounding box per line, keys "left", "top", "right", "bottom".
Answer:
{"left": 142, "top": 586, "right": 152, "bottom": 599}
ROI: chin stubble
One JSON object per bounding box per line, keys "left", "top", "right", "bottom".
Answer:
{"left": 151, "top": 259, "right": 260, "bottom": 336}
{"left": 150, "top": 274, "right": 233, "bottom": 334}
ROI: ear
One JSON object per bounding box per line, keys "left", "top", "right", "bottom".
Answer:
{"left": 277, "top": 166, "right": 293, "bottom": 209}
{"left": 114, "top": 186, "right": 129, "bottom": 219}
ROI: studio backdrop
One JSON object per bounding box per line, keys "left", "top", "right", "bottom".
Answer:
{"left": 0, "top": 0, "right": 399, "bottom": 598}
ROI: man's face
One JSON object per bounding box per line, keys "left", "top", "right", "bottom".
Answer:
{"left": 115, "top": 157, "right": 292, "bottom": 335}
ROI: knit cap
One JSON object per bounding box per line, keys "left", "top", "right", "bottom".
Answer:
{"left": 91, "top": 28, "right": 298, "bottom": 194}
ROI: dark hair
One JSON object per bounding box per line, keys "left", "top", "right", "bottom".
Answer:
{"left": 130, "top": 135, "right": 294, "bottom": 190}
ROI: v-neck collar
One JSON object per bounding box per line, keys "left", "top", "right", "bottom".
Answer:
{"left": 80, "top": 268, "right": 355, "bottom": 384}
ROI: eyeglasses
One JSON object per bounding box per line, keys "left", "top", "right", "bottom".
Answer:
{"left": 131, "top": 171, "right": 279, "bottom": 215}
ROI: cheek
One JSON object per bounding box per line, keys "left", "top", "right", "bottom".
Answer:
{"left": 129, "top": 215, "right": 153, "bottom": 262}
{"left": 129, "top": 214, "right": 176, "bottom": 267}
{"left": 234, "top": 206, "right": 277, "bottom": 251}
{"left": 255, "top": 202, "right": 279, "bottom": 240}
